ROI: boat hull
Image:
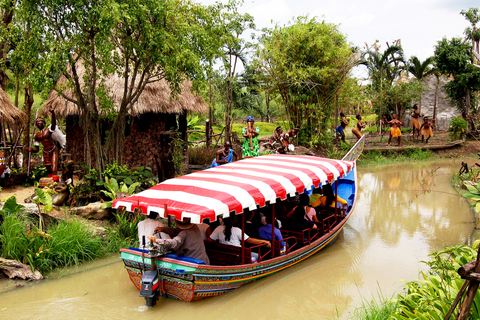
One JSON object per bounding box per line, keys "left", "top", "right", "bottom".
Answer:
{"left": 121, "top": 167, "right": 356, "bottom": 302}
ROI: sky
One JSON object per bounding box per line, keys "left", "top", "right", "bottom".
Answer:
{"left": 197, "top": 0, "right": 479, "bottom": 80}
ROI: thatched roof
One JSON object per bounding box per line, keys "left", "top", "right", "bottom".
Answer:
{"left": 41, "top": 64, "right": 208, "bottom": 117}
{"left": 0, "top": 87, "right": 26, "bottom": 125}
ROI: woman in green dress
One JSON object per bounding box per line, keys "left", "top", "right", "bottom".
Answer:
{"left": 242, "top": 116, "right": 260, "bottom": 157}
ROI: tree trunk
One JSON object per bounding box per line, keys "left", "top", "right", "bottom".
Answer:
{"left": 418, "top": 92, "right": 422, "bottom": 114}
{"left": 266, "top": 93, "right": 271, "bottom": 123}
{"left": 179, "top": 112, "right": 188, "bottom": 174}
{"left": 433, "top": 76, "right": 439, "bottom": 129}
{"left": 225, "top": 79, "right": 232, "bottom": 143}
{"left": 22, "top": 84, "right": 34, "bottom": 171}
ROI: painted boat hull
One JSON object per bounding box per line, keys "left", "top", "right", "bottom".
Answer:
{"left": 120, "top": 168, "right": 357, "bottom": 302}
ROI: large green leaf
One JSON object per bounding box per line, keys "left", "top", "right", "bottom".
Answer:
{"left": 1, "top": 196, "right": 24, "bottom": 216}
{"left": 464, "top": 183, "right": 480, "bottom": 194}
{"left": 35, "top": 188, "right": 52, "bottom": 207}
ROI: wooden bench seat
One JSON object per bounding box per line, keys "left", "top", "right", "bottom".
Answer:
{"left": 205, "top": 241, "right": 253, "bottom": 266}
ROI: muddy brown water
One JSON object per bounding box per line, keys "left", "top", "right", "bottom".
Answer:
{"left": 0, "top": 159, "right": 478, "bottom": 320}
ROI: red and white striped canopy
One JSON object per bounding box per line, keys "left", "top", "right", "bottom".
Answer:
{"left": 113, "top": 154, "right": 355, "bottom": 223}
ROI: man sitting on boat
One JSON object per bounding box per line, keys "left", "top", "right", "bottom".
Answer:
{"left": 137, "top": 212, "right": 170, "bottom": 249}
{"left": 148, "top": 218, "right": 210, "bottom": 265}
{"left": 209, "top": 216, "right": 271, "bottom": 262}
{"left": 258, "top": 210, "right": 286, "bottom": 255}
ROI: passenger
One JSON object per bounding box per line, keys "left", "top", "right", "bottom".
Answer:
{"left": 211, "top": 141, "right": 238, "bottom": 168}
{"left": 352, "top": 114, "right": 365, "bottom": 140}
{"left": 244, "top": 210, "right": 262, "bottom": 238}
{"left": 419, "top": 116, "right": 434, "bottom": 144}
{"left": 258, "top": 211, "right": 286, "bottom": 255}
{"left": 147, "top": 218, "right": 210, "bottom": 265}
{"left": 305, "top": 204, "right": 320, "bottom": 224}
{"left": 310, "top": 183, "right": 347, "bottom": 213}
{"left": 287, "top": 193, "right": 318, "bottom": 232}
{"left": 197, "top": 222, "right": 211, "bottom": 241}
{"left": 336, "top": 112, "right": 350, "bottom": 143}
{"left": 137, "top": 211, "right": 170, "bottom": 248}
{"left": 381, "top": 114, "right": 404, "bottom": 146}
{"left": 209, "top": 216, "right": 271, "bottom": 262}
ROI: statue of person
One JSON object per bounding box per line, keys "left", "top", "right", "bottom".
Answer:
{"left": 29, "top": 109, "right": 60, "bottom": 176}
{"left": 242, "top": 116, "right": 260, "bottom": 158}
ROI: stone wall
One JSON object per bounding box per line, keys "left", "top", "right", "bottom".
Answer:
{"left": 404, "top": 74, "right": 460, "bottom": 130}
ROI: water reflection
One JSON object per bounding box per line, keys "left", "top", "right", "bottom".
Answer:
{"left": 0, "top": 160, "right": 476, "bottom": 320}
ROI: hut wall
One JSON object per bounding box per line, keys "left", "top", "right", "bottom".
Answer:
{"left": 124, "top": 112, "right": 177, "bottom": 179}
{"left": 66, "top": 115, "right": 92, "bottom": 166}
{"left": 66, "top": 113, "right": 177, "bottom": 179}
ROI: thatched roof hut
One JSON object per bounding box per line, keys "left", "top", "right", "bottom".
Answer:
{"left": 41, "top": 69, "right": 208, "bottom": 117}
{"left": 0, "top": 87, "right": 26, "bottom": 125}
{"left": 40, "top": 66, "right": 208, "bottom": 179}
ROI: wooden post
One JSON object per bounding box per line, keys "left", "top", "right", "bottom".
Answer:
{"left": 456, "top": 245, "right": 480, "bottom": 319}
{"left": 206, "top": 120, "right": 211, "bottom": 149}
{"left": 241, "top": 212, "right": 245, "bottom": 264}
{"left": 271, "top": 203, "right": 276, "bottom": 258}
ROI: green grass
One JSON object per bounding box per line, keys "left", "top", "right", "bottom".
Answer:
{"left": 346, "top": 294, "right": 397, "bottom": 320}
{"left": 359, "top": 148, "right": 437, "bottom": 166}
{"left": 0, "top": 196, "right": 141, "bottom": 275}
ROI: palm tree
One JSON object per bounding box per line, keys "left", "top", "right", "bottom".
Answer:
{"left": 406, "top": 56, "right": 435, "bottom": 113}
{"left": 361, "top": 45, "right": 404, "bottom": 132}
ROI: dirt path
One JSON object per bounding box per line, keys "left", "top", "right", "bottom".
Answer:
{"left": 1, "top": 185, "right": 36, "bottom": 203}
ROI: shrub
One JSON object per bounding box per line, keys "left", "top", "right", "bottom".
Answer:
{"left": 449, "top": 117, "right": 467, "bottom": 140}
{"left": 189, "top": 146, "right": 217, "bottom": 165}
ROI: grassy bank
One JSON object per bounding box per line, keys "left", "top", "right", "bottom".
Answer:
{"left": 0, "top": 196, "right": 142, "bottom": 275}
{"left": 358, "top": 148, "right": 438, "bottom": 166}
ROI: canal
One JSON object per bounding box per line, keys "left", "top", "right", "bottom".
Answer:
{"left": 0, "top": 159, "right": 477, "bottom": 319}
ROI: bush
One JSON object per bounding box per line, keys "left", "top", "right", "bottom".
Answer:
{"left": 189, "top": 146, "right": 217, "bottom": 165}
{"left": 449, "top": 117, "right": 467, "bottom": 140}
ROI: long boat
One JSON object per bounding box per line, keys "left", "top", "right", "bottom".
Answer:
{"left": 113, "top": 135, "right": 365, "bottom": 306}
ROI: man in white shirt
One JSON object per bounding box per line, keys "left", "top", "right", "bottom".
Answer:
{"left": 137, "top": 212, "right": 169, "bottom": 248}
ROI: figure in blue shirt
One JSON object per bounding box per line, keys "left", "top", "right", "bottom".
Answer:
{"left": 211, "top": 141, "right": 238, "bottom": 168}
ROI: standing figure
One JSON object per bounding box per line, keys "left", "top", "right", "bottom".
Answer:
{"left": 351, "top": 115, "right": 365, "bottom": 140}
{"left": 382, "top": 114, "right": 404, "bottom": 146}
{"left": 28, "top": 109, "right": 60, "bottom": 176}
{"left": 410, "top": 105, "right": 421, "bottom": 140}
{"left": 419, "top": 116, "right": 434, "bottom": 143}
{"left": 336, "top": 112, "right": 350, "bottom": 143}
{"left": 211, "top": 141, "right": 238, "bottom": 168}
{"left": 242, "top": 116, "right": 260, "bottom": 158}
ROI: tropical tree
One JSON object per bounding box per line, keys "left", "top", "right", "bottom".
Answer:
{"left": 361, "top": 43, "right": 404, "bottom": 126}
{"left": 406, "top": 56, "right": 435, "bottom": 113}
{"left": 15, "top": 0, "right": 225, "bottom": 173}
{"left": 255, "top": 16, "right": 355, "bottom": 146}
{"left": 461, "top": 7, "right": 480, "bottom": 63}
{"left": 434, "top": 37, "right": 480, "bottom": 116}
{"left": 218, "top": 1, "right": 255, "bottom": 142}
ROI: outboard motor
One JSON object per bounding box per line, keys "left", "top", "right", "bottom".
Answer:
{"left": 139, "top": 235, "right": 167, "bottom": 307}
{"left": 140, "top": 270, "right": 159, "bottom": 307}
